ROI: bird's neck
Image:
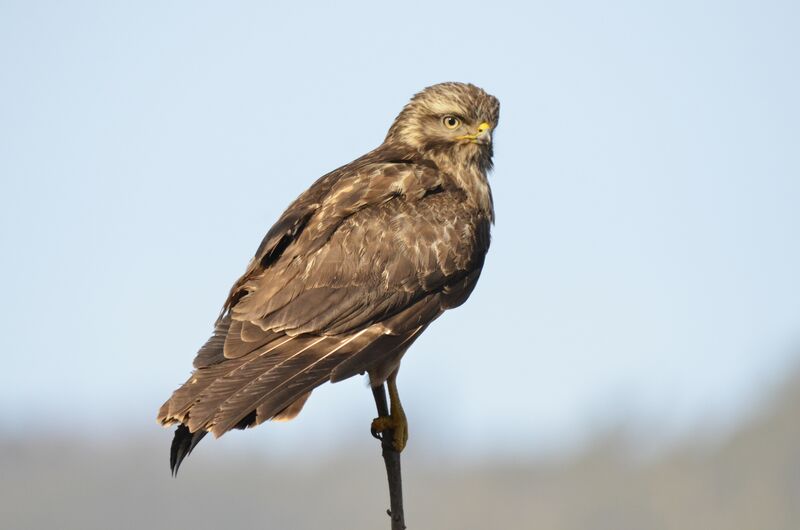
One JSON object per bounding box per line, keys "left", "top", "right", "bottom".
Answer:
{"left": 429, "top": 151, "right": 495, "bottom": 223}
{"left": 373, "top": 142, "right": 495, "bottom": 222}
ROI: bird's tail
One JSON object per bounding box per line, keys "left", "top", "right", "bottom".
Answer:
{"left": 159, "top": 323, "right": 426, "bottom": 474}
{"left": 170, "top": 423, "right": 207, "bottom": 475}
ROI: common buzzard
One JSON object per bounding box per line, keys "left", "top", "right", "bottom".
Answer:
{"left": 158, "top": 82, "right": 500, "bottom": 473}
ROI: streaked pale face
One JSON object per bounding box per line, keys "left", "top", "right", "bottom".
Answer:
{"left": 386, "top": 83, "right": 499, "bottom": 158}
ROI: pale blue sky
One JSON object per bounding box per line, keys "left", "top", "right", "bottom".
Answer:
{"left": 1, "top": 1, "right": 798, "bottom": 458}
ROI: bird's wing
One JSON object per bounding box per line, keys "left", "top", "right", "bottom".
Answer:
{"left": 228, "top": 163, "right": 487, "bottom": 338}
{"left": 159, "top": 160, "right": 490, "bottom": 439}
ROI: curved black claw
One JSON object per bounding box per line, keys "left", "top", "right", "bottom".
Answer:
{"left": 371, "top": 417, "right": 386, "bottom": 441}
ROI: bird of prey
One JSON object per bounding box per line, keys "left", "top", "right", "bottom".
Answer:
{"left": 158, "top": 82, "right": 499, "bottom": 473}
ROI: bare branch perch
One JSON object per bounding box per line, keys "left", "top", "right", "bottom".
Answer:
{"left": 372, "top": 384, "right": 407, "bottom": 530}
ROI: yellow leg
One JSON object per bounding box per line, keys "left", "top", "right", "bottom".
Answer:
{"left": 371, "top": 372, "right": 408, "bottom": 452}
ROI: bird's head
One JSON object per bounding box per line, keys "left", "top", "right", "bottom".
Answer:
{"left": 385, "top": 82, "right": 500, "bottom": 170}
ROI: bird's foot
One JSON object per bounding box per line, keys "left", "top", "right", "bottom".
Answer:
{"left": 371, "top": 411, "right": 408, "bottom": 452}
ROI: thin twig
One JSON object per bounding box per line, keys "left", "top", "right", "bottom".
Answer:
{"left": 372, "top": 384, "right": 406, "bottom": 530}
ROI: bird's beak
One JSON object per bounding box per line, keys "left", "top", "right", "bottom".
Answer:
{"left": 456, "top": 122, "right": 492, "bottom": 145}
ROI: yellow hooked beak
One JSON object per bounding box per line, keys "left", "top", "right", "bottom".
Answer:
{"left": 456, "top": 122, "right": 492, "bottom": 144}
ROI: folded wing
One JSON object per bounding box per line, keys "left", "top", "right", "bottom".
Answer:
{"left": 158, "top": 156, "right": 490, "bottom": 455}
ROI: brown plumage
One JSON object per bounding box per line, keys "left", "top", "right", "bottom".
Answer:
{"left": 158, "top": 82, "right": 500, "bottom": 473}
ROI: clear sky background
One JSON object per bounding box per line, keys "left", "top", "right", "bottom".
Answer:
{"left": 1, "top": 1, "right": 798, "bottom": 459}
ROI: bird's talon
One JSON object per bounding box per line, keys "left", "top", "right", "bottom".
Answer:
{"left": 370, "top": 419, "right": 385, "bottom": 440}
{"left": 371, "top": 414, "right": 408, "bottom": 452}
{"left": 371, "top": 415, "right": 392, "bottom": 437}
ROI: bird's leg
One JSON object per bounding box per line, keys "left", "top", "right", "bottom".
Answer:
{"left": 371, "top": 371, "right": 408, "bottom": 452}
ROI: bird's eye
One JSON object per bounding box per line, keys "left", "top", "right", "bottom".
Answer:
{"left": 442, "top": 116, "right": 461, "bottom": 130}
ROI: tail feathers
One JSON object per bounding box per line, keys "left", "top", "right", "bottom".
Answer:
{"left": 160, "top": 323, "right": 428, "bottom": 472}
{"left": 270, "top": 391, "right": 312, "bottom": 422}
{"left": 330, "top": 326, "right": 424, "bottom": 382}
{"left": 170, "top": 424, "right": 207, "bottom": 476}
{"left": 209, "top": 340, "right": 348, "bottom": 435}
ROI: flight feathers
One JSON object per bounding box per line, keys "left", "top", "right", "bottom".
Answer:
{"left": 158, "top": 323, "right": 417, "bottom": 438}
